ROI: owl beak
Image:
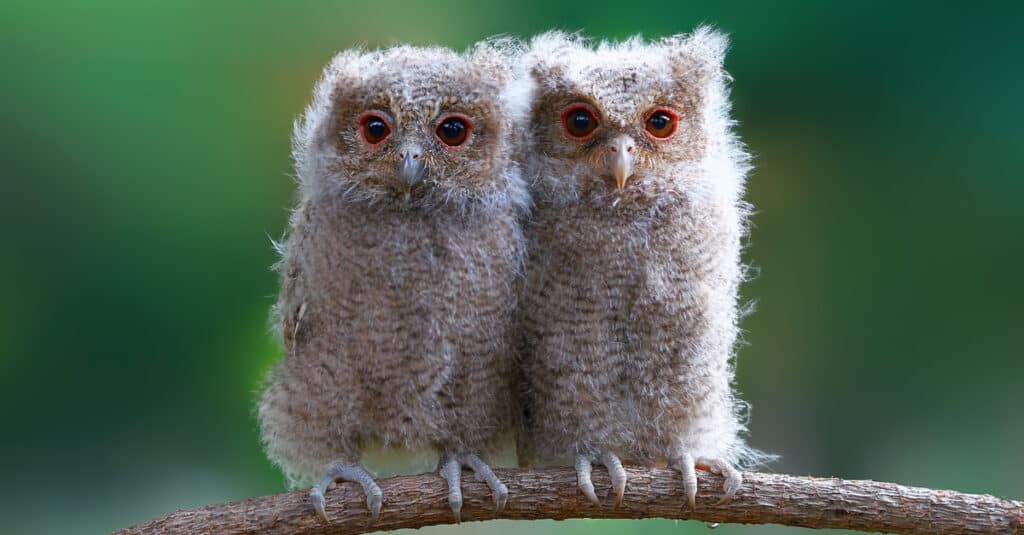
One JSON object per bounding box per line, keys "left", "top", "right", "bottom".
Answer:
{"left": 397, "top": 148, "right": 427, "bottom": 188}
{"left": 609, "top": 136, "right": 635, "bottom": 190}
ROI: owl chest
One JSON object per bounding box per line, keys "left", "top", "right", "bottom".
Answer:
{"left": 527, "top": 210, "right": 722, "bottom": 382}
{"left": 307, "top": 209, "right": 518, "bottom": 361}
{"left": 534, "top": 215, "right": 708, "bottom": 317}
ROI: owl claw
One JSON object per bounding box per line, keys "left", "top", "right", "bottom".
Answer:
{"left": 697, "top": 456, "right": 743, "bottom": 505}
{"left": 310, "top": 462, "right": 382, "bottom": 523}
{"left": 493, "top": 482, "right": 509, "bottom": 512}
{"left": 600, "top": 451, "right": 627, "bottom": 507}
{"left": 367, "top": 489, "right": 383, "bottom": 522}
{"left": 672, "top": 453, "right": 698, "bottom": 511}
{"left": 439, "top": 450, "right": 508, "bottom": 521}
{"left": 310, "top": 487, "right": 328, "bottom": 522}
{"left": 439, "top": 454, "right": 464, "bottom": 522}
{"left": 671, "top": 454, "right": 743, "bottom": 510}
{"left": 575, "top": 455, "right": 601, "bottom": 504}
{"left": 575, "top": 451, "right": 627, "bottom": 506}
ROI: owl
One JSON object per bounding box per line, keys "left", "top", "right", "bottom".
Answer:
{"left": 258, "top": 41, "right": 528, "bottom": 523}
{"left": 515, "top": 28, "right": 771, "bottom": 509}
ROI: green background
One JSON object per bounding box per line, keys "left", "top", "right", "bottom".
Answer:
{"left": 3, "top": 1, "right": 1021, "bottom": 534}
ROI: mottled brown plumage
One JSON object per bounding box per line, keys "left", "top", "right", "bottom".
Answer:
{"left": 258, "top": 42, "right": 528, "bottom": 522}
{"left": 515, "top": 28, "right": 771, "bottom": 508}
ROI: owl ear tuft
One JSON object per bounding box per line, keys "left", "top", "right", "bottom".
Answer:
{"left": 524, "top": 31, "right": 580, "bottom": 86}
{"left": 469, "top": 37, "right": 522, "bottom": 87}
{"left": 320, "top": 48, "right": 371, "bottom": 102}
{"left": 663, "top": 26, "right": 730, "bottom": 81}
{"left": 687, "top": 26, "right": 730, "bottom": 67}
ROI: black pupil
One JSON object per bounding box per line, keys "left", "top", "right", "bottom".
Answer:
{"left": 442, "top": 119, "right": 464, "bottom": 140}
{"left": 650, "top": 113, "right": 670, "bottom": 130}
{"left": 572, "top": 111, "right": 591, "bottom": 131}
{"left": 366, "top": 119, "right": 386, "bottom": 139}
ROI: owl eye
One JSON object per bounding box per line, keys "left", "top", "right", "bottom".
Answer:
{"left": 644, "top": 107, "right": 678, "bottom": 139}
{"left": 561, "top": 103, "right": 600, "bottom": 140}
{"left": 435, "top": 115, "right": 471, "bottom": 147}
{"left": 359, "top": 113, "right": 391, "bottom": 145}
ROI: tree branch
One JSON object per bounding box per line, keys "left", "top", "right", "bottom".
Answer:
{"left": 115, "top": 467, "right": 1023, "bottom": 534}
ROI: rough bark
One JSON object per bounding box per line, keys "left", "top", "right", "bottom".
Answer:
{"left": 115, "top": 467, "right": 1024, "bottom": 534}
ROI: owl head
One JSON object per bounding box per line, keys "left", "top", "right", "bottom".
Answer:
{"left": 292, "top": 41, "right": 527, "bottom": 212}
{"left": 519, "top": 27, "right": 748, "bottom": 209}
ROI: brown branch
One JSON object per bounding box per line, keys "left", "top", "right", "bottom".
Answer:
{"left": 115, "top": 467, "right": 1023, "bottom": 535}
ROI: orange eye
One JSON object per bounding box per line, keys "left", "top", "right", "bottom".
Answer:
{"left": 360, "top": 113, "right": 391, "bottom": 145}
{"left": 435, "top": 115, "right": 471, "bottom": 147}
{"left": 644, "top": 107, "right": 678, "bottom": 139}
{"left": 561, "top": 104, "right": 600, "bottom": 140}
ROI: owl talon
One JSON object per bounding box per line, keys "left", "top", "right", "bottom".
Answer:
{"left": 600, "top": 451, "right": 627, "bottom": 507}
{"left": 493, "top": 482, "right": 509, "bottom": 512}
{"left": 671, "top": 453, "right": 698, "bottom": 511}
{"left": 310, "top": 487, "right": 328, "bottom": 522}
{"left": 367, "top": 488, "right": 383, "bottom": 522}
{"left": 697, "top": 456, "right": 743, "bottom": 505}
{"left": 311, "top": 461, "right": 382, "bottom": 522}
{"left": 575, "top": 455, "right": 601, "bottom": 504}
{"left": 463, "top": 452, "right": 509, "bottom": 513}
{"left": 576, "top": 451, "right": 627, "bottom": 506}
{"left": 439, "top": 453, "right": 464, "bottom": 522}
{"left": 439, "top": 451, "right": 507, "bottom": 520}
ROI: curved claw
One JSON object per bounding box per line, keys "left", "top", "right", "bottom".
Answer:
{"left": 367, "top": 487, "right": 383, "bottom": 521}
{"left": 719, "top": 474, "right": 742, "bottom": 505}
{"left": 600, "top": 452, "right": 627, "bottom": 507}
{"left": 461, "top": 452, "right": 510, "bottom": 513}
{"left": 311, "top": 461, "right": 382, "bottom": 523}
{"left": 576, "top": 452, "right": 628, "bottom": 506}
{"left": 310, "top": 487, "right": 328, "bottom": 522}
{"left": 575, "top": 455, "right": 600, "bottom": 505}
{"left": 493, "top": 482, "right": 509, "bottom": 513}
{"left": 672, "top": 453, "right": 698, "bottom": 511}
{"left": 439, "top": 454, "right": 464, "bottom": 523}
{"left": 698, "top": 457, "right": 743, "bottom": 505}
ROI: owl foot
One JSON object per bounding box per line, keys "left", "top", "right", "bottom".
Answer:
{"left": 575, "top": 451, "right": 627, "bottom": 507}
{"left": 438, "top": 450, "right": 509, "bottom": 523}
{"left": 310, "top": 461, "right": 382, "bottom": 523}
{"left": 669, "top": 453, "right": 742, "bottom": 511}
{"left": 699, "top": 456, "right": 743, "bottom": 504}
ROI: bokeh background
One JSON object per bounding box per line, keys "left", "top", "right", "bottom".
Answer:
{"left": 2, "top": 1, "right": 1021, "bottom": 534}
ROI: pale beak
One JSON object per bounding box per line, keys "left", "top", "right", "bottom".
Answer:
{"left": 609, "top": 136, "right": 635, "bottom": 190}
{"left": 397, "top": 147, "right": 426, "bottom": 187}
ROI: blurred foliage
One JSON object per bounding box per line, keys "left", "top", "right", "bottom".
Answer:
{"left": 2, "top": 1, "right": 1021, "bottom": 534}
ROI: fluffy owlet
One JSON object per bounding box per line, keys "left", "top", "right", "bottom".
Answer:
{"left": 515, "top": 28, "right": 770, "bottom": 509}
{"left": 258, "top": 42, "right": 527, "bottom": 522}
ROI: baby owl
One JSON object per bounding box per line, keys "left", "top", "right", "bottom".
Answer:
{"left": 516, "top": 28, "right": 770, "bottom": 509}
{"left": 258, "top": 42, "right": 527, "bottom": 522}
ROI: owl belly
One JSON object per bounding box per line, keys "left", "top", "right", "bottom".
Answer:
{"left": 337, "top": 277, "right": 516, "bottom": 451}
{"left": 522, "top": 203, "right": 741, "bottom": 463}
{"left": 291, "top": 204, "right": 520, "bottom": 453}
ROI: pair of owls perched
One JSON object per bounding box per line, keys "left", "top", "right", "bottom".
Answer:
{"left": 258, "top": 27, "right": 770, "bottom": 523}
